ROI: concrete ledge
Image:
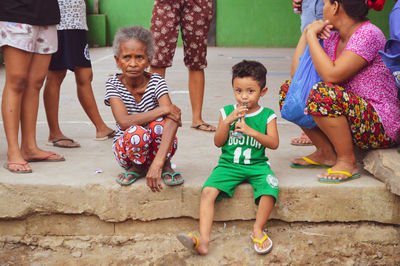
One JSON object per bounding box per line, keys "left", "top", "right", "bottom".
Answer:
{"left": 0, "top": 126, "right": 399, "bottom": 225}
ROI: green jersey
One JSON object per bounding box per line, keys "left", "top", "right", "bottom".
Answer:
{"left": 219, "top": 104, "right": 276, "bottom": 165}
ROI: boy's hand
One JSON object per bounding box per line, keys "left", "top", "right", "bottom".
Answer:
{"left": 235, "top": 118, "right": 254, "bottom": 136}
{"left": 225, "top": 105, "right": 247, "bottom": 124}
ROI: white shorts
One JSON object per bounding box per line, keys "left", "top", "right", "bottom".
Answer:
{"left": 0, "top": 21, "right": 57, "bottom": 54}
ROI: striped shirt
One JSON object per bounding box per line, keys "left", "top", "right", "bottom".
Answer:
{"left": 104, "top": 72, "right": 169, "bottom": 141}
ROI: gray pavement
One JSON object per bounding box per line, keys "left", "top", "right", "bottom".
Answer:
{"left": 0, "top": 47, "right": 399, "bottom": 225}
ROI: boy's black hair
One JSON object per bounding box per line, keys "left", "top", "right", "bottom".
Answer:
{"left": 232, "top": 60, "right": 267, "bottom": 89}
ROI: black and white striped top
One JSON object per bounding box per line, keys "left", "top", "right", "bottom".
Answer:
{"left": 105, "top": 72, "right": 169, "bottom": 140}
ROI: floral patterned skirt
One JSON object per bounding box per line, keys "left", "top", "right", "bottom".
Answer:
{"left": 279, "top": 80, "right": 396, "bottom": 149}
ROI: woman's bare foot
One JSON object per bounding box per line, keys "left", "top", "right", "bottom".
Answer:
{"left": 21, "top": 147, "right": 64, "bottom": 162}
{"left": 49, "top": 134, "right": 80, "bottom": 148}
{"left": 318, "top": 159, "right": 359, "bottom": 181}
{"left": 95, "top": 126, "right": 115, "bottom": 140}
{"left": 191, "top": 120, "right": 216, "bottom": 132}
{"left": 116, "top": 164, "right": 146, "bottom": 185}
{"left": 291, "top": 150, "right": 336, "bottom": 167}
{"left": 290, "top": 133, "right": 313, "bottom": 146}
{"left": 162, "top": 159, "right": 184, "bottom": 185}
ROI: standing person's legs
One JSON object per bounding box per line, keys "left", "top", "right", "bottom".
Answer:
{"left": 74, "top": 67, "right": 114, "bottom": 139}
{"left": 43, "top": 70, "right": 81, "bottom": 147}
{"left": 1, "top": 46, "right": 33, "bottom": 172}
{"left": 20, "top": 53, "right": 64, "bottom": 161}
{"left": 181, "top": 0, "right": 215, "bottom": 131}
{"left": 150, "top": 0, "right": 180, "bottom": 77}
{"left": 188, "top": 69, "right": 216, "bottom": 131}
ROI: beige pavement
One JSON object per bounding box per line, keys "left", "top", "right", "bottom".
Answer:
{"left": 0, "top": 47, "right": 399, "bottom": 224}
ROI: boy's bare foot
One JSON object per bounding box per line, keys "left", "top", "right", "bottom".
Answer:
{"left": 177, "top": 233, "right": 209, "bottom": 255}
{"left": 252, "top": 229, "right": 273, "bottom": 254}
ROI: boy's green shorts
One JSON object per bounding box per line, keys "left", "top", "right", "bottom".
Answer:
{"left": 203, "top": 161, "right": 279, "bottom": 205}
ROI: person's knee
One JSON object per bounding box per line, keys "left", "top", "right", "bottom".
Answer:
{"left": 201, "top": 187, "right": 219, "bottom": 202}
{"left": 75, "top": 69, "right": 93, "bottom": 88}
{"left": 7, "top": 75, "right": 28, "bottom": 93}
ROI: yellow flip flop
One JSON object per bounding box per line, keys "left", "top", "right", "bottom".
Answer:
{"left": 251, "top": 231, "right": 273, "bottom": 255}
{"left": 290, "top": 156, "right": 330, "bottom": 168}
{"left": 318, "top": 168, "right": 360, "bottom": 183}
{"left": 177, "top": 233, "right": 199, "bottom": 251}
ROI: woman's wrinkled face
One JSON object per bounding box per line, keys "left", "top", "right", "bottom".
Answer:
{"left": 115, "top": 39, "right": 149, "bottom": 78}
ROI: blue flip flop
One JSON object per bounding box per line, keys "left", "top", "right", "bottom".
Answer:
{"left": 115, "top": 171, "right": 141, "bottom": 186}
{"left": 162, "top": 172, "right": 184, "bottom": 186}
{"left": 318, "top": 168, "right": 361, "bottom": 184}
{"left": 290, "top": 156, "right": 330, "bottom": 168}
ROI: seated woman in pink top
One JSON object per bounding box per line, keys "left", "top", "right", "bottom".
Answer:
{"left": 279, "top": 0, "right": 400, "bottom": 183}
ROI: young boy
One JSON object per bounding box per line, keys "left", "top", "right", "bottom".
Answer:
{"left": 177, "top": 60, "right": 279, "bottom": 255}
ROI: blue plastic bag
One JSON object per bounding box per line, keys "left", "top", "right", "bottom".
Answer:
{"left": 379, "top": 39, "right": 400, "bottom": 98}
{"left": 281, "top": 40, "right": 323, "bottom": 129}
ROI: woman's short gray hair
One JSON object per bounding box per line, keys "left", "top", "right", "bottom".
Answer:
{"left": 112, "top": 26, "right": 155, "bottom": 60}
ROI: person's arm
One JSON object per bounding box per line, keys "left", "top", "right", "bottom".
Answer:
{"left": 305, "top": 20, "right": 368, "bottom": 83}
{"left": 145, "top": 94, "right": 181, "bottom": 192}
{"left": 291, "top": 32, "right": 308, "bottom": 78}
{"left": 109, "top": 95, "right": 180, "bottom": 130}
{"left": 235, "top": 117, "right": 279, "bottom": 150}
{"left": 214, "top": 105, "right": 247, "bottom": 147}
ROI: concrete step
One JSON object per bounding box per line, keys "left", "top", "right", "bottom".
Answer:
{"left": 0, "top": 125, "right": 399, "bottom": 225}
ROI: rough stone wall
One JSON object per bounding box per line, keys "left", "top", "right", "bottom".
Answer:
{"left": 0, "top": 216, "right": 399, "bottom": 265}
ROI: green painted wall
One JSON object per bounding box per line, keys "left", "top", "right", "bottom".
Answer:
{"left": 98, "top": 0, "right": 153, "bottom": 45}
{"left": 90, "top": 0, "right": 395, "bottom": 47}
{"left": 216, "top": 0, "right": 395, "bottom": 47}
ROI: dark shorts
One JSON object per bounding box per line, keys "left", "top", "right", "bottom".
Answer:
{"left": 49, "top": 29, "right": 91, "bottom": 71}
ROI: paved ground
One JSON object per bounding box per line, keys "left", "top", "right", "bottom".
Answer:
{"left": 1, "top": 46, "right": 399, "bottom": 265}
{"left": 0, "top": 46, "right": 378, "bottom": 184}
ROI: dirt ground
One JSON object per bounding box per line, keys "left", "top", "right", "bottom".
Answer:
{"left": 0, "top": 219, "right": 399, "bottom": 266}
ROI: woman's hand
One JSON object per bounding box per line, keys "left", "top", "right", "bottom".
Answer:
{"left": 305, "top": 20, "right": 333, "bottom": 40}
{"left": 146, "top": 162, "right": 163, "bottom": 192}
{"left": 166, "top": 104, "right": 182, "bottom": 126}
